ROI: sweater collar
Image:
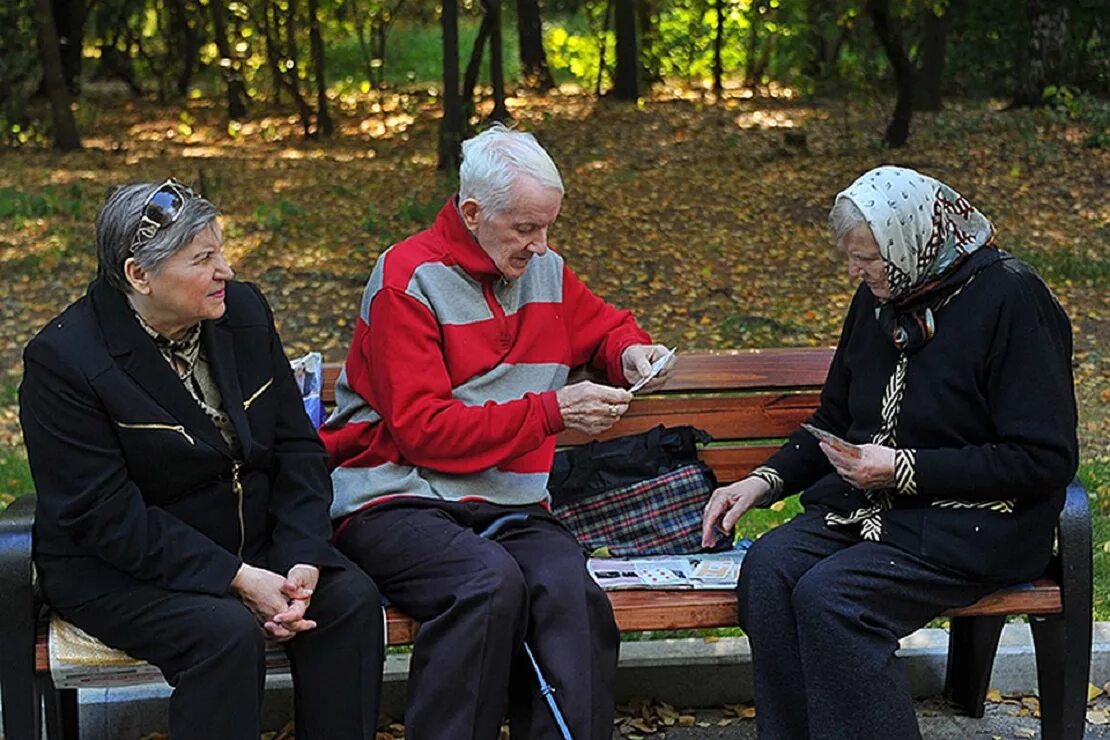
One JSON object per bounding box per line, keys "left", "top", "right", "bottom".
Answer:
{"left": 433, "top": 196, "right": 503, "bottom": 281}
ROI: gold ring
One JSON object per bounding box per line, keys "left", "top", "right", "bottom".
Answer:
{"left": 608, "top": 404, "right": 619, "bottom": 417}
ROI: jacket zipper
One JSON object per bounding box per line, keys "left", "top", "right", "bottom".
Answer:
{"left": 242, "top": 378, "right": 273, "bottom": 410}
{"left": 116, "top": 421, "right": 195, "bottom": 445}
{"left": 231, "top": 460, "right": 245, "bottom": 556}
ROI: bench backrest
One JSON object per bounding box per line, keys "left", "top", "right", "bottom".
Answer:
{"left": 321, "top": 348, "right": 835, "bottom": 486}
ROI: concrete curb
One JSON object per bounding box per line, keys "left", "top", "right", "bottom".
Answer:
{"left": 16, "top": 623, "right": 1110, "bottom": 739}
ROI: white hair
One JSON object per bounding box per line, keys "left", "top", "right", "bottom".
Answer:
{"left": 828, "top": 195, "right": 870, "bottom": 242}
{"left": 459, "top": 123, "right": 564, "bottom": 216}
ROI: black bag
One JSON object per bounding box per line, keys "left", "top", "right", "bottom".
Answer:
{"left": 547, "top": 425, "right": 712, "bottom": 509}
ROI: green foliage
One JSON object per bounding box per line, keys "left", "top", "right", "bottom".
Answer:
{"left": 251, "top": 199, "right": 305, "bottom": 232}
{"left": 0, "top": 448, "right": 31, "bottom": 502}
{"left": 1044, "top": 86, "right": 1110, "bottom": 149}
{"left": 327, "top": 16, "right": 523, "bottom": 90}
{"left": 0, "top": 0, "right": 42, "bottom": 146}
{"left": 394, "top": 193, "right": 444, "bottom": 225}
{"left": 0, "top": 185, "right": 90, "bottom": 228}
{"left": 1018, "top": 244, "right": 1110, "bottom": 286}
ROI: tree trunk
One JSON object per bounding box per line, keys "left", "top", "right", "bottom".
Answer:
{"left": 307, "top": 0, "right": 332, "bottom": 136}
{"left": 259, "top": 0, "right": 314, "bottom": 136}
{"left": 35, "top": 0, "right": 81, "bottom": 149}
{"left": 744, "top": 0, "right": 763, "bottom": 88}
{"left": 52, "top": 0, "right": 85, "bottom": 94}
{"left": 913, "top": 3, "right": 950, "bottom": 112}
{"left": 516, "top": 0, "right": 555, "bottom": 91}
{"left": 712, "top": 0, "right": 724, "bottom": 96}
{"left": 439, "top": 0, "right": 463, "bottom": 171}
{"left": 612, "top": 0, "right": 638, "bottom": 100}
{"left": 1012, "top": 0, "right": 1073, "bottom": 107}
{"left": 462, "top": 10, "right": 493, "bottom": 125}
{"left": 867, "top": 0, "right": 914, "bottom": 147}
{"left": 210, "top": 0, "right": 248, "bottom": 117}
{"left": 596, "top": 0, "right": 612, "bottom": 96}
{"left": 168, "top": 0, "right": 200, "bottom": 98}
{"left": 486, "top": 0, "right": 508, "bottom": 121}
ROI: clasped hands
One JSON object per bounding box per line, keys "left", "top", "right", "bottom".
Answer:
{"left": 231, "top": 562, "right": 319, "bottom": 641}
{"left": 555, "top": 344, "right": 673, "bottom": 436}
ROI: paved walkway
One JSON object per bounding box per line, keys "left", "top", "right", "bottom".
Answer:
{"left": 609, "top": 697, "right": 1110, "bottom": 739}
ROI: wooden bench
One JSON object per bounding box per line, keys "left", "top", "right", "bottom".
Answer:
{"left": 0, "top": 348, "right": 1092, "bottom": 740}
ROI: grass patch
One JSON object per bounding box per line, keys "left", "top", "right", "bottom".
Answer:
{"left": 0, "top": 184, "right": 90, "bottom": 227}
{"left": 1019, "top": 245, "right": 1110, "bottom": 285}
{"left": 326, "top": 18, "right": 523, "bottom": 90}
{"left": 0, "top": 447, "right": 31, "bottom": 505}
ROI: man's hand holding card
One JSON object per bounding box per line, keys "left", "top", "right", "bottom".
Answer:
{"left": 623, "top": 345, "right": 677, "bottom": 394}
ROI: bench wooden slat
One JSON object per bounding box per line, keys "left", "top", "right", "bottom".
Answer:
{"left": 319, "top": 348, "right": 835, "bottom": 406}
{"left": 556, "top": 392, "right": 823, "bottom": 446}
{"left": 649, "top": 349, "right": 834, "bottom": 392}
{"left": 698, "top": 445, "right": 783, "bottom": 484}
{"left": 37, "top": 577, "right": 1064, "bottom": 671}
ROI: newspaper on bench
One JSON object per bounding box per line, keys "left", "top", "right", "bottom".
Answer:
{"left": 587, "top": 540, "right": 751, "bottom": 590}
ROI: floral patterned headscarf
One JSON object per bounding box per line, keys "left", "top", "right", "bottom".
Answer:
{"left": 834, "top": 166, "right": 995, "bottom": 302}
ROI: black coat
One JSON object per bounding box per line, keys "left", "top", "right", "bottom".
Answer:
{"left": 20, "top": 278, "right": 343, "bottom": 609}
{"left": 761, "top": 253, "right": 1078, "bottom": 583}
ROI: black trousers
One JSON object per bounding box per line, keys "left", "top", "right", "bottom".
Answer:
{"left": 54, "top": 559, "right": 385, "bottom": 740}
{"left": 337, "top": 499, "right": 619, "bottom": 740}
{"left": 738, "top": 511, "right": 1001, "bottom": 740}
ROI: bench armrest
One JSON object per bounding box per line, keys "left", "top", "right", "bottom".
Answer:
{"left": 1057, "top": 479, "right": 1092, "bottom": 619}
{"left": 0, "top": 494, "right": 38, "bottom": 633}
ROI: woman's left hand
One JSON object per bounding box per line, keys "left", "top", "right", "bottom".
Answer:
{"left": 820, "top": 442, "right": 896, "bottom": 490}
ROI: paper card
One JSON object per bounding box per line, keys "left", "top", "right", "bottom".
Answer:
{"left": 801, "top": 422, "right": 862, "bottom": 459}
{"left": 630, "top": 347, "right": 677, "bottom": 393}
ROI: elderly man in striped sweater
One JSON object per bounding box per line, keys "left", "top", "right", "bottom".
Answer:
{"left": 321, "top": 124, "right": 671, "bottom": 739}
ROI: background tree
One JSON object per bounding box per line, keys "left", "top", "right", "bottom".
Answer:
{"left": 0, "top": 0, "right": 40, "bottom": 143}
{"left": 209, "top": 0, "right": 249, "bottom": 117}
{"left": 35, "top": 0, "right": 82, "bottom": 149}
{"left": 52, "top": 0, "right": 87, "bottom": 94}
{"left": 517, "top": 0, "right": 556, "bottom": 91}
{"left": 612, "top": 0, "right": 639, "bottom": 99}
{"left": 912, "top": 1, "right": 953, "bottom": 111}
{"left": 867, "top": 0, "right": 915, "bottom": 146}
{"left": 1012, "top": 0, "right": 1074, "bottom": 107}
{"left": 439, "top": 0, "right": 463, "bottom": 170}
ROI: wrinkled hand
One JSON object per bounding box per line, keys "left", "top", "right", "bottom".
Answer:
{"left": 268, "top": 564, "right": 320, "bottom": 639}
{"left": 820, "top": 442, "right": 896, "bottom": 490}
{"left": 621, "top": 344, "right": 675, "bottom": 393}
{"left": 556, "top": 381, "right": 633, "bottom": 436}
{"left": 701, "top": 477, "right": 770, "bottom": 548}
{"left": 230, "top": 564, "right": 317, "bottom": 642}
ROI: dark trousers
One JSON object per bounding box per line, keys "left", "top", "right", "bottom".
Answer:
{"left": 337, "top": 499, "right": 619, "bottom": 740}
{"left": 738, "top": 511, "right": 1000, "bottom": 740}
{"left": 54, "top": 559, "right": 385, "bottom": 740}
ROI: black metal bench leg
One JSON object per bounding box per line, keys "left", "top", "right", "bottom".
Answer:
{"left": 43, "top": 679, "right": 79, "bottom": 740}
{"left": 944, "top": 614, "right": 1004, "bottom": 717}
{"left": 0, "top": 495, "right": 42, "bottom": 740}
{"left": 0, "top": 629, "right": 43, "bottom": 740}
{"left": 1031, "top": 612, "right": 1089, "bottom": 740}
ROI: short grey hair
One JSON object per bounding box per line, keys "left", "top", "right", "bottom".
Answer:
{"left": 459, "top": 123, "right": 564, "bottom": 217}
{"left": 96, "top": 182, "right": 218, "bottom": 293}
{"left": 828, "top": 195, "right": 869, "bottom": 242}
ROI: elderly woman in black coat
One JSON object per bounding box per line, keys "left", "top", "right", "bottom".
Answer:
{"left": 20, "top": 181, "right": 384, "bottom": 739}
{"left": 702, "top": 166, "right": 1078, "bottom": 740}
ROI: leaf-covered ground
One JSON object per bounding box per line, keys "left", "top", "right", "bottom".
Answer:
{"left": 0, "top": 85, "right": 1106, "bottom": 492}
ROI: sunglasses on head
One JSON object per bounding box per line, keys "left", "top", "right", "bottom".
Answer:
{"left": 129, "top": 179, "right": 195, "bottom": 255}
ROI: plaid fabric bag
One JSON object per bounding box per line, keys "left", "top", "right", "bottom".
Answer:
{"left": 553, "top": 461, "right": 720, "bottom": 556}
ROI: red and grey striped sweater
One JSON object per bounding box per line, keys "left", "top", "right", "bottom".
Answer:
{"left": 322, "top": 198, "right": 651, "bottom": 523}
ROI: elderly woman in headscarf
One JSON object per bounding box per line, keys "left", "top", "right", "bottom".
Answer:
{"left": 701, "top": 166, "right": 1078, "bottom": 739}
{"left": 19, "top": 181, "right": 385, "bottom": 739}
